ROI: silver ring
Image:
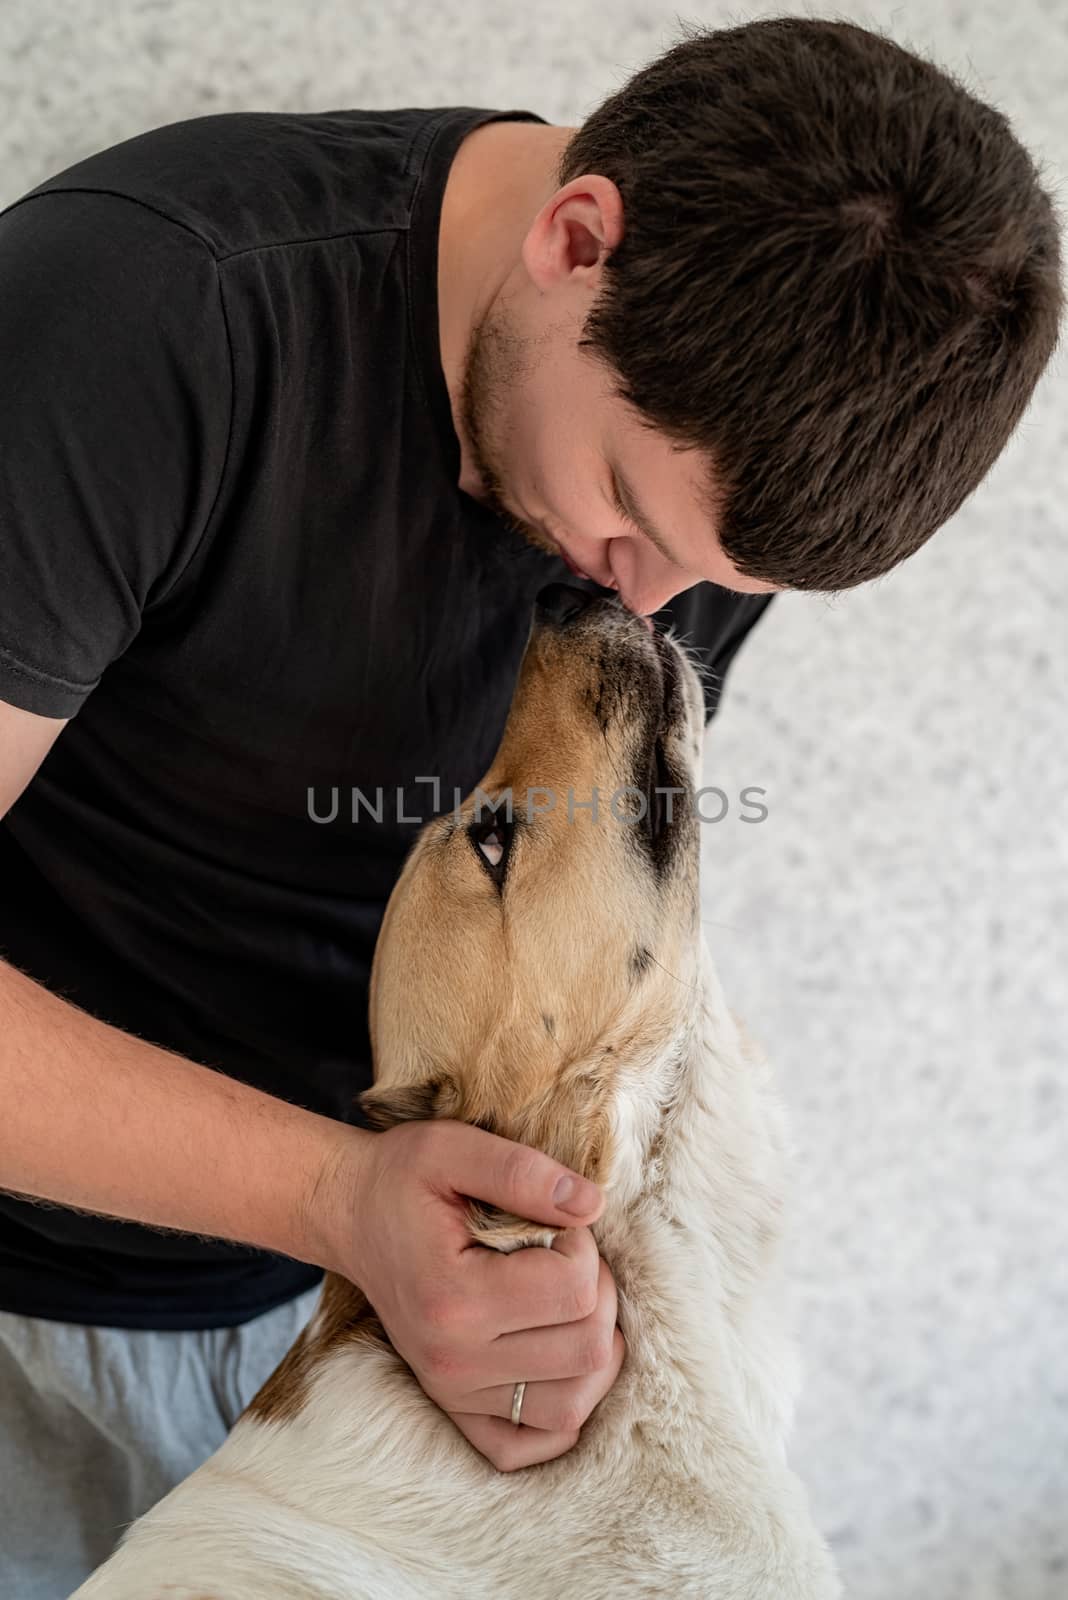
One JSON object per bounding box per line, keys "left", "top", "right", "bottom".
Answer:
{"left": 510, "top": 1380, "right": 527, "bottom": 1427}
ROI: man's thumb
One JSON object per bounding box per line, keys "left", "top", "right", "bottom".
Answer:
{"left": 440, "top": 1122, "right": 603, "bottom": 1226}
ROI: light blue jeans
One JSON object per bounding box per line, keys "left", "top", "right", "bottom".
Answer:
{"left": 0, "top": 1286, "right": 320, "bottom": 1599}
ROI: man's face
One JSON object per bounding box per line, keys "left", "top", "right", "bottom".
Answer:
{"left": 454, "top": 235, "right": 782, "bottom": 616}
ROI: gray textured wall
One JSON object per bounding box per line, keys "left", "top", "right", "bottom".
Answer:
{"left": 2, "top": 3, "right": 1065, "bottom": 1596}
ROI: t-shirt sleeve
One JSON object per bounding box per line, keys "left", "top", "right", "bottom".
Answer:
{"left": 654, "top": 584, "right": 776, "bottom": 725}
{"left": 0, "top": 190, "right": 231, "bottom": 718}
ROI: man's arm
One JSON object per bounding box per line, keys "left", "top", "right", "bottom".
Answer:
{"left": 1, "top": 702, "right": 343, "bottom": 1259}
{"left": 0, "top": 699, "right": 67, "bottom": 815}
{"left": 0, "top": 945, "right": 357, "bottom": 1269}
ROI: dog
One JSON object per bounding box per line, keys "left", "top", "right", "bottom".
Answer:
{"left": 72, "top": 583, "right": 842, "bottom": 1599}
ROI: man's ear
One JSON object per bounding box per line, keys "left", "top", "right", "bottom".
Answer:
{"left": 357, "top": 1077, "right": 454, "bottom": 1130}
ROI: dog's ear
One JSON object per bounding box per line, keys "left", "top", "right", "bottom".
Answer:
{"left": 357, "top": 1077, "right": 453, "bottom": 1130}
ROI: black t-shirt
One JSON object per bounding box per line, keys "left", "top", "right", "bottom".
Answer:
{"left": 0, "top": 104, "right": 775, "bottom": 1329}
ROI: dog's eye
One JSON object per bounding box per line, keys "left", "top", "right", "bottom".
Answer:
{"left": 467, "top": 817, "right": 514, "bottom": 885}
{"left": 478, "top": 829, "right": 505, "bottom": 867}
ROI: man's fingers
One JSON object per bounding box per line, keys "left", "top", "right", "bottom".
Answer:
{"left": 448, "top": 1322, "right": 626, "bottom": 1470}
{"left": 461, "top": 1224, "right": 601, "bottom": 1335}
{"left": 487, "top": 1263, "right": 617, "bottom": 1383}
{"left": 429, "top": 1257, "right": 616, "bottom": 1388}
{"left": 454, "top": 1327, "right": 626, "bottom": 1432}
{"left": 449, "top": 1411, "right": 582, "bottom": 1473}
{"left": 422, "top": 1120, "right": 604, "bottom": 1229}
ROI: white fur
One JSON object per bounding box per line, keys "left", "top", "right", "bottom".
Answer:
{"left": 71, "top": 935, "right": 841, "bottom": 1600}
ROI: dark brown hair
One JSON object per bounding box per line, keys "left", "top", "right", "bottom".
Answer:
{"left": 555, "top": 16, "right": 1064, "bottom": 592}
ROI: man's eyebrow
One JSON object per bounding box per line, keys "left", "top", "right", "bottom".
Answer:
{"left": 609, "top": 460, "right": 685, "bottom": 569}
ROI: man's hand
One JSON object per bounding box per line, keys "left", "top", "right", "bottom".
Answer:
{"left": 323, "top": 1119, "right": 625, "bottom": 1471}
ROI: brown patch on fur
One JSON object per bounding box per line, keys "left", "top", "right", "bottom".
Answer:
{"left": 243, "top": 1274, "right": 387, "bottom": 1426}
{"left": 360, "top": 1078, "right": 448, "bottom": 1129}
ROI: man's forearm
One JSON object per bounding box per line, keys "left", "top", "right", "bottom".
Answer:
{"left": 0, "top": 955, "right": 369, "bottom": 1271}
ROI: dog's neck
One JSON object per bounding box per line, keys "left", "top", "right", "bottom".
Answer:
{"left": 582, "top": 937, "right": 799, "bottom": 1468}
{"left": 356, "top": 935, "right": 799, "bottom": 1474}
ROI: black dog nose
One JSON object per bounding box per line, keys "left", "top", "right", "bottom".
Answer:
{"left": 535, "top": 582, "right": 594, "bottom": 627}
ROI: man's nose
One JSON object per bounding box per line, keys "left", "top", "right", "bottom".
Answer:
{"left": 626, "top": 569, "right": 690, "bottom": 619}
{"left": 607, "top": 553, "right": 685, "bottom": 625}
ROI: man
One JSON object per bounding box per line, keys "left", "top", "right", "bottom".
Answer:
{"left": 0, "top": 15, "right": 1061, "bottom": 1596}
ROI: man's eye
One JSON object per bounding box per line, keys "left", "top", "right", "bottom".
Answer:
{"left": 611, "top": 482, "right": 642, "bottom": 535}
{"left": 609, "top": 471, "right": 687, "bottom": 573}
{"left": 467, "top": 817, "right": 514, "bottom": 883}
